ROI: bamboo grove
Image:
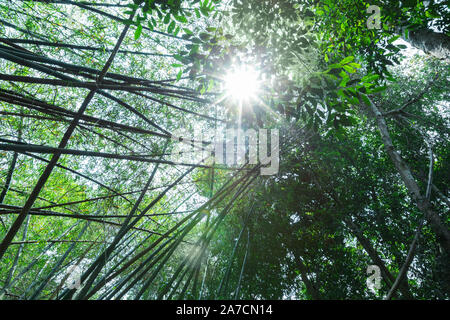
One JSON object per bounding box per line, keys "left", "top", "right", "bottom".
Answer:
{"left": 0, "top": 0, "right": 449, "bottom": 300}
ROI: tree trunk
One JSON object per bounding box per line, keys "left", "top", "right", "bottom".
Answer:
{"left": 366, "top": 97, "right": 450, "bottom": 254}
{"left": 296, "top": 254, "right": 320, "bottom": 300}
{"left": 400, "top": 28, "right": 450, "bottom": 62}
{"left": 345, "top": 219, "right": 413, "bottom": 299}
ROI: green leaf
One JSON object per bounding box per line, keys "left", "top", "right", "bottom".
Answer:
{"left": 360, "top": 94, "right": 371, "bottom": 106}
{"left": 362, "top": 74, "right": 380, "bottom": 83}
{"left": 327, "top": 63, "right": 341, "bottom": 69}
{"left": 342, "top": 65, "right": 356, "bottom": 73}
{"left": 183, "top": 28, "right": 193, "bottom": 35}
{"left": 168, "top": 21, "right": 176, "bottom": 34}
{"left": 340, "top": 56, "right": 354, "bottom": 65}
{"left": 339, "top": 77, "right": 349, "bottom": 88}
{"left": 176, "top": 70, "right": 183, "bottom": 81}
{"left": 174, "top": 15, "right": 188, "bottom": 23}
{"left": 200, "top": 6, "right": 209, "bottom": 17}
{"left": 147, "top": 21, "right": 154, "bottom": 31}
{"left": 369, "top": 85, "right": 387, "bottom": 94}
{"left": 164, "top": 13, "right": 171, "bottom": 24}
{"left": 388, "top": 35, "right": 400, "bottom": 44}
{"left": 173, "top": 54, "right": 184, "bottom": 62}
{"left": 348, "top": 62, "right": 361, "bottom": 69}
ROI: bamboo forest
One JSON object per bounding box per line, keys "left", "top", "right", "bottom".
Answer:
{"left": 0, "top": 0, "right": 448, "bottom": 301}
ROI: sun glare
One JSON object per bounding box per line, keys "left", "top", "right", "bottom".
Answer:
{"left": 224, "top": 66, "right": 260, "bottom": 102}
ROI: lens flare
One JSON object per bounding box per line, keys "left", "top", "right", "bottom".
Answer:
{"left": 224, "top": 66, "right": 260, "bottom": 101}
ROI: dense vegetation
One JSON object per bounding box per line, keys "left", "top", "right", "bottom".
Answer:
{"left": 0, "top": 0, "right": 448, "bottom": 300}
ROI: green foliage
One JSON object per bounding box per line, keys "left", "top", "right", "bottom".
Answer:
{"left": 0, "top": 0, "right": 448, "bottom": 301}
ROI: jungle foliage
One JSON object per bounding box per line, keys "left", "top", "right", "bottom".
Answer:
{"left": 0, "top": 0, "right": 448, "bottom": 300}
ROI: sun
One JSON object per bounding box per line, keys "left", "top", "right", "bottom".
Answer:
{"left": 224, "top": 65, "right": 260, "bottom": 102}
